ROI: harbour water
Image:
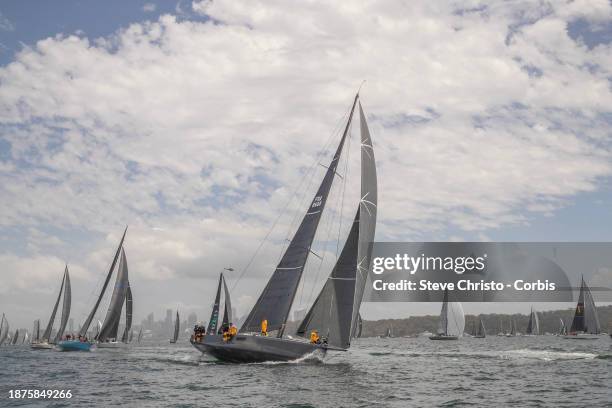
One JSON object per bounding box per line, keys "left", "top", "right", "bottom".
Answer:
{"left": 1, "top": 336, "right": 610, "bottom": 407}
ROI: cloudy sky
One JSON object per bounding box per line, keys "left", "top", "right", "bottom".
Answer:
{"left": 1, "top": 0, "right": 611, "bottom": 330}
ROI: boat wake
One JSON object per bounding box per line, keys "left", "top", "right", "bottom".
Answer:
{"left": 500, "top": 349, "right": 597, "bottom": 361}
{"left": 251, "top": 349, "right": 326, "bottom": 366}
{"left": 365, "top": 347, "right": 599, "bottom": 362}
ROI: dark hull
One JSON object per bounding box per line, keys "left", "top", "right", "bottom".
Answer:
{"left": 429, "top": 335, "right": 459, "bottom": 340}
{"left": 191, "top": 334, "right": 327, "bottom": 363}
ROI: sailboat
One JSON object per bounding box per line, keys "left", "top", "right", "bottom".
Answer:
{"left": 563, "top": 276, "right": 601, "bottom": 340}
{"left": 169, "top": 311, "right": 180, "bottom": 344}
{"left": 205, "top": 272, "right": 232, "bottom": 336}
{"left": 506, "top": 319, "right": 517, "bottom": 337}
{"left": 0, "top": 314, "right": 8, "bottom": 346}
{"left": 430, "top": 288, "right": 465, "bottom": 340}
{"left": 96, "top": 248, "right": 131, "bottom": 349}
{"left": 58, "top": 227, "right": 128, "bottom": 351}
{"left": 557, "top": 318, "right": 567, "bottom": 336}
{"left": 191, "top": 92, "right": 377, "bottom": 362}
{"left": 137, "top": 327, "right": 143, "bottom": 343}
{"left": 22, "top": 331, "right": 29, "bottom": 344}
{"left": 472, "top": 317, "right": 486, "bottom": 338}
{"left": 497, "top": 319, "right": 505, "bottom": 336}
{"left": 525, "top": 307, "right": 540, "bottom": 335}
{"left": 382, "top": 327, "right": 393, "bottom": 338}
{"left": 128, "top": 329, "right": 134, "bottom": 343}
{"left": 11, "top": 329, "right": 19, "bottom": 345}
{"left": 32, "top": 266, "right": 71, "bottom": 350}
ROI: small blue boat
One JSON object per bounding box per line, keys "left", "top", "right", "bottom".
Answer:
{"left": 56, "top": 340, "right": 95, "bottom": 352}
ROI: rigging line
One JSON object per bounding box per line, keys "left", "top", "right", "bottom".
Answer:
{"left": 279, "top": 109, "right": 349, "bottom": 257}
{"left": 295, "top": 113, "right": 351, "bottom": 309}
{"left": 301, "top": 99, "right": 357, "bottom": 308}
{"left": 230, "top": 109, "right": 351, "bottom": 293}
{"left": 274, "top": 109, "right": 350, "bottom": 267}
{"left": 298, "top": 143, "right": 344, "bottom": 309}
{"left": 275, "top": 128, "right": 340, "bottom": 272}
{"left": 303, "top": 116, "right": 353, "bottom": 306}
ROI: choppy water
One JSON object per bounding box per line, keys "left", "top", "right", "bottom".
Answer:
{"left": 1, "top": 336, "right": 611, "bottom": 407}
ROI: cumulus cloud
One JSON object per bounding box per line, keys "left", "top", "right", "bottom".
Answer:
{"left": 0, "top": 0, "right": 611, "bottom": 326}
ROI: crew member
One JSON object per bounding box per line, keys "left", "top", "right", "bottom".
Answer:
{"left": 261, "top": 319, "right": 268, "bottom": 336}
{"left": 310, "top": 330, "right": 320, "bottom": 344}
{"left": 229, "top": 324, "right": 238, "bottom": 339}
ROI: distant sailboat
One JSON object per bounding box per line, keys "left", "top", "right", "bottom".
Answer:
{"left": 472, "top": 317, "right": 486, "bottom": 338}
{"left": 202, "top": 272, "right": 233, "bottom": 338}
{"left": 128, "top": 329, "right": 134, "bottom": 343}
{"left": 58, "top": 227, "right": 127, "bottom": 352}
{"left": 0, "top": 314, "right": 8, "bottom": 346}
{"left": 97, "top": 248, "right": 130, "bottom": 348}
{"left": 137, "top": 327, "right": 143, "bottom": 343}
{"left": 192, "top": 92, "right": 377, "bottom": 362}
{"left": 525, "top": 307, "right": 540, "bottom": 335}
{"left": 557, "top": 318, "right": 567, "bottom": 336}
{"left": 356, "top": 314, "right": 363, "bottom": 338}
{"left": 506, "top": 319, "right": 517, "bottom": 337}
{"left": 169, "top": 311, "right": 180, "bottom": 344}
{"left": 11, "top": 329, "right": 19, "bottom": 345}
{"left": 31, "top": 320, "right": 40, "bottom": 343}
{"left": 497, "top": 319, "right": 505, "bottom": 336}
{"left": 382, "top": 326, "right": 393, "bottom": 338}
{"left": 564, "top": 276, "right": 601, "bottom": 340}
{"left": 22, "top": 331, "right": 29, "bottom": 344}
{"left": 430, "top": 288, "right": 465, "bottom": 340}
{"left": 32, "top": 266, "right": 71, "bottom": 349}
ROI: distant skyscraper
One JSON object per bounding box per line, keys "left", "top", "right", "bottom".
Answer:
{"left": 146, "top": 312, "right": 154, "bottom": 329}
{"left": 165, "top": 309, "right": 173, "bottom": 328}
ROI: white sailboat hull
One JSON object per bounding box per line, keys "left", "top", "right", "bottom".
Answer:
{"left": 30, "top": 342, "right": 54, "bottom": 350}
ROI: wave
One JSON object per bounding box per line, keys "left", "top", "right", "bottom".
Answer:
{"left": 246, "top": 349, "right": 326, "bottom": 366}
{"left": 500, "top": 349, "right": 597, "bottom": 361}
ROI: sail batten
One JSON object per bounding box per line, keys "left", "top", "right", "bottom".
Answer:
{"left": 241, "top": 95, "right": 360, "bottom": 334}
